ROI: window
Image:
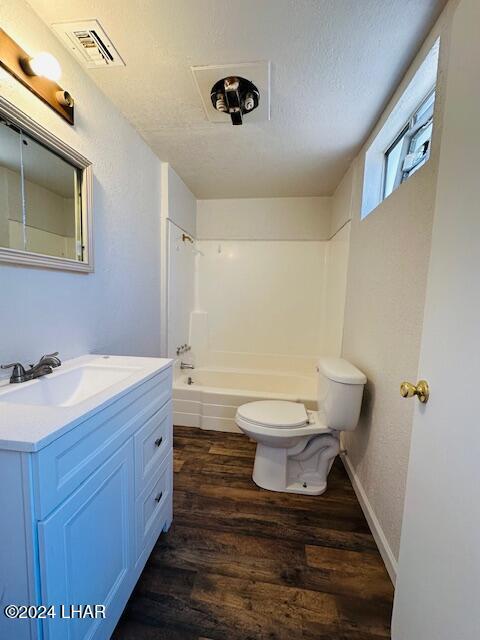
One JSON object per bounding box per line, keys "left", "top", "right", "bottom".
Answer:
{"left": 383, "top": 90, "right": 436, "bottom": 199}
{"left": 361, "top": 39, "right": 439, "bottom": 219}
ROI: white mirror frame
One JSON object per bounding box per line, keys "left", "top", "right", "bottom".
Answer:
{"left": 0, "top": 96, "right": 93, "bottom": 273}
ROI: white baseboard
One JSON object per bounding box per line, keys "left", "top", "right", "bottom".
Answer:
{"left": 341, "top": 451, "right": 397, "bottom": 585}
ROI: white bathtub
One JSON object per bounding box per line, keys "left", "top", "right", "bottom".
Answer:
{"left": 173, "top": 367, "right": 317, "bottom": 432}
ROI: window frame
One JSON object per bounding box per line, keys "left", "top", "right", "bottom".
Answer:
{"left": 383, "top": 87, "right": 436, "bottom": 199}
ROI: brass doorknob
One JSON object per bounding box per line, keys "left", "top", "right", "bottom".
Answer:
{"left": 400, "top": 380, "right": 430, "bottom": 404}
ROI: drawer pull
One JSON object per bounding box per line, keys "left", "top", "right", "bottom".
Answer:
{"left": 155, "top": 492, "right": 163, "bottom": 503}
{"left": 154, "top": 437, "right": 163, "bottom": 447}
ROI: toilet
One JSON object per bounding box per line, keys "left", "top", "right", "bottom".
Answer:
{"left": 235, "top": 357, "right": 366, "bottom": 495}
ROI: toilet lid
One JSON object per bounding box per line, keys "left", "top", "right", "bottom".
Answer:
{"left": 237, "top": 400, "right": 308, "bottom": 428}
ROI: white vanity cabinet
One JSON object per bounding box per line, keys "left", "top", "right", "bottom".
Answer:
{"left": 0, "top": 356, "right": 173, "bottom": 640}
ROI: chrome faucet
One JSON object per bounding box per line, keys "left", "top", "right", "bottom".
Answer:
{"left": 1, "top": 351, "right": 62, "bottom": 384}
{"left": 36, "top": 352, "right": 62, "bottom": 368}
{"left": 180, "top": 361, "right": 194, "bottom": 370}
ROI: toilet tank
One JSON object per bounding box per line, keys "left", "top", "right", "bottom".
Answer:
{"left": 317, "top": 357, "right": 366, "bottom": 431}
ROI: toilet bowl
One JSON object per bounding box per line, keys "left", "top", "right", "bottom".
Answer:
{"left": 235, "top": 358, "right": 366, "bottom": 495}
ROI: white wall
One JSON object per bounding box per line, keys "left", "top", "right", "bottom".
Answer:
{"left": 160, "top": 163, "right": 197, "bottom": 365}
{"left": 322, "top": 166, "right": 355, "bottom": 356}
{"left": 0, "top": 0, "right": 162, "bottom": 371}
{"left": 167, "top": 223, "right": 195, "bottom": 359}
{"left": 193, "top": 196, "right": 349, "bottom": 373}
{"left": 323, "top": 223, "right": 351, "bottom": 356}
{"left": 196, "top": 240, "right": 328, "bottom": 371}
{"left": 163, "top": 164, "right": 196, "bottom": 237}
{"left": 340, "top": 0, "right": 457, "bottom": 579}
{"left": 197, "top": 197, "right": 332, "bottom": 240}
{"left": 330, "top": 164, "right": 355, "bottom": 237}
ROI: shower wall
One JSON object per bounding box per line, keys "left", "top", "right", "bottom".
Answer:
{"left": 160, "top": 163, "right": 197, "bottom": 368}
{"left": 192, "top": 197, "right": 350, "bottom": 374}
{"left": 167, "top": 221, "right": 196, "bottom": 359}
{"left": 163, "top": 187, "right": 351, "bottom": 376}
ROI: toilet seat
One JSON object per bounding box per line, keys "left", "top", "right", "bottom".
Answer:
{"left": 236, "top": 400, "right": 308, "bottom": 429}
{"left": 236, "top": 401, "right": 331, "bottom": 440}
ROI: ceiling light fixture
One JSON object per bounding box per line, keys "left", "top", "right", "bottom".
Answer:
{"left": 210, "top": 76, "right": 260, "bottom": 125}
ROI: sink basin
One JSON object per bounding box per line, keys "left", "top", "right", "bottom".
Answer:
{"left": 0, "top": 364, "right": 141, "bottom": 407}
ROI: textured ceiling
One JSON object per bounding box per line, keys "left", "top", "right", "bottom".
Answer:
{"left": 28, "top": 0, "right": 447, "bottom": 198}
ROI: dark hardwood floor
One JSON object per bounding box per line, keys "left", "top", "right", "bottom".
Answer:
{"left": 113, "top": 426, "right": 394, "bottom": 639}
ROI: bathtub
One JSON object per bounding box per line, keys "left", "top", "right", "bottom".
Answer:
{"left": 173, "top": 367, "right": 317, "bottom": 432}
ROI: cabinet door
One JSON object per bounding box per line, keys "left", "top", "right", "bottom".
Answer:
{"left": 38, "top": 440, "right": 135, "bottom": 640}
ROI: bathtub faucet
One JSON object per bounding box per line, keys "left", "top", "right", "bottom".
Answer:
{"left": 180, "top": 361, "right": 195, "bottom": 370}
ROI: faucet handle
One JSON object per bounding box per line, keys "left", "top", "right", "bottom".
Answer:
{"left": 1, "top": 362, "right": 27, "bottom": 383}
{"left": 41, "top": 351, "right": 59, "bottom": 359}
{"left": 1, "top": 362, "right": 25, "bottom": 371}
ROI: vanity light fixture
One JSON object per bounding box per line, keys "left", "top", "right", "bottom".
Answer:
{"left": 0, "top": 28, "right": 74, "bottom": 124}
{"left": 21, "top": 51, "right": 62, "bottom": 82}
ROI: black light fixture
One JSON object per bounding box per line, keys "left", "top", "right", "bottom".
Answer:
{"left": 210, "top": 76, "right": 259, "bottom": 125}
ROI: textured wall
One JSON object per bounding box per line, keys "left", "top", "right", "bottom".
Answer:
{"left": 0, "top": 0, "right": 162, "bottom": 370}
{"left": 341, "top": 2, "right": 457, "bottom": 564}
{"left": 165, "top": 164, "right": 197, "bottom": 237}
{"left": 324, "top": 222, "right": 351, "bottom": 356}
{"left": 330, "top": 165, "right": 355, "bottom": 237}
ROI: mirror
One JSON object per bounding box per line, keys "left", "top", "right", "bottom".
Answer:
{"left": 0, "top": 97, "right": 93, "bottom": 272}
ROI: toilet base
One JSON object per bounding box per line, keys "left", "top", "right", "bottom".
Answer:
{"left": 251, "top": 434, "right": 340, "bottom": 496}
{"left": 252, "top": 469, "right": 327, "bottom": 495}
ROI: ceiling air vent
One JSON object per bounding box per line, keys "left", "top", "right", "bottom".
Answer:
{"left": 51, "top": 20, "right": 125, "bottom": 68}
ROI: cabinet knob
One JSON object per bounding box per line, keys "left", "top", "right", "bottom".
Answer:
{"left": 155, "top": 492, "right": 163, "bottom": 503}
{"left": 154, "top": 437, "right": 163, "bottom": 447}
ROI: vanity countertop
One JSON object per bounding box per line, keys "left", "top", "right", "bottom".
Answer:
{"left": 0, "top": 354, "right": 172, "bottom": 452}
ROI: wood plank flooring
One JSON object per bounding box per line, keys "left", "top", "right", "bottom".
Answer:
{"left": 112, "top": 426, "right": 394, "bottom": 639}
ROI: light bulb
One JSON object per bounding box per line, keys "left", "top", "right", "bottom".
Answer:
{"left": 244, "top": 93, "right": 255, "bottom": 111}
{"left": 26, "top": 52, "right": 62, "bottom": 82}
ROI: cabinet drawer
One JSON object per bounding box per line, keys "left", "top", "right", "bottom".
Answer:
{"left": 135, "top": 452, "right": 172, "bottom": 562}
{"left": 134, "top": 400, "right": 172, "bottom": 495}
{"left": 33, "top": 367, "right": 172, "bottom": 519}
